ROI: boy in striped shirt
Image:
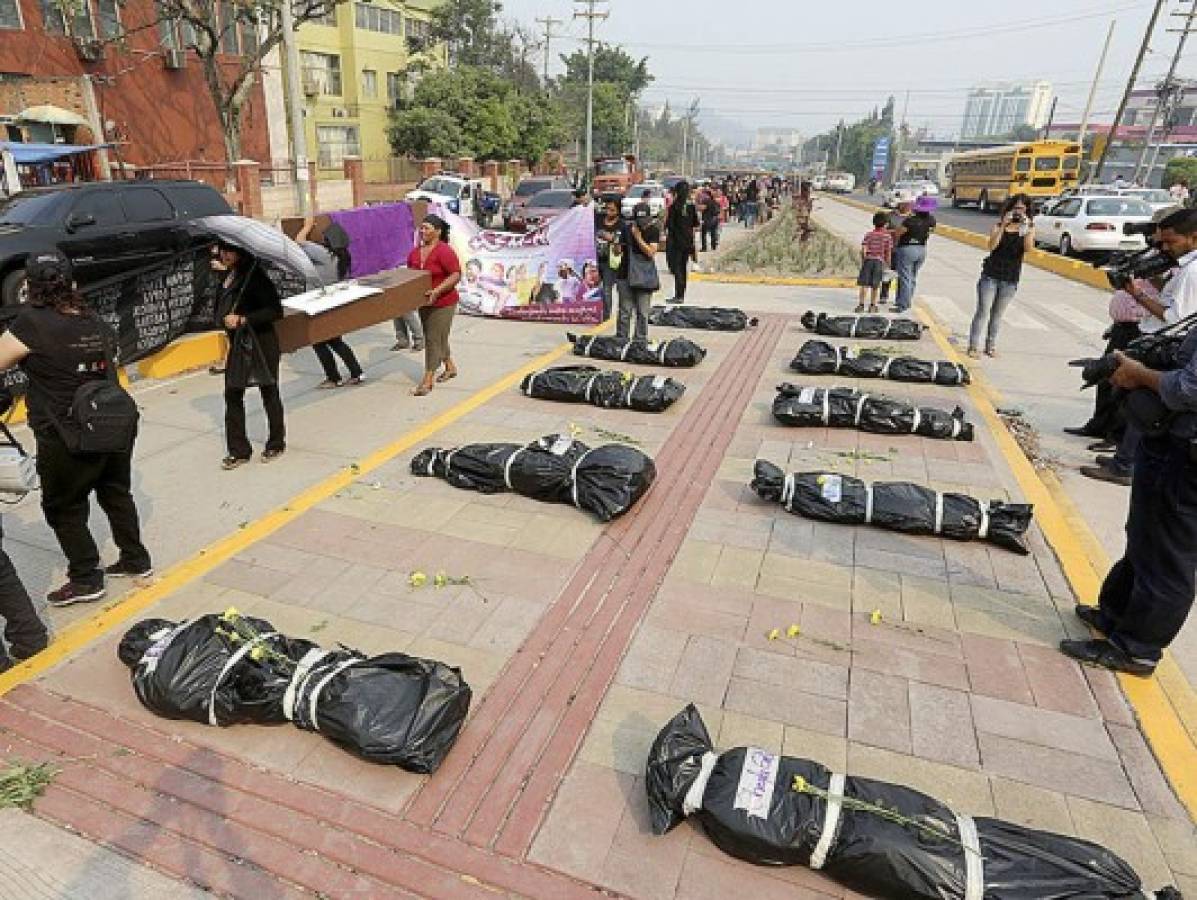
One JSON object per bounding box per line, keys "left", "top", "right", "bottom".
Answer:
{"left": 856, "top": 212, "right": 894, "bottom": 313}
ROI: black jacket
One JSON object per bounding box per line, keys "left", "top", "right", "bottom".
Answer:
{"left": 217, "top": 264, "right": 282, "bottom": 336}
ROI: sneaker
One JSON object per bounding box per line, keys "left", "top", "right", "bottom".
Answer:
{"left": 47, "top": 581, "right": 106, "bottom": 608}
{"left": 316, "top": 378, "right": 341, "bottom": 389}
{"left": 104, "top": 560, "right": 153, "bottom": 579}
{"left": 345, "top": 375, "right": 365, "bottom": 386}
{"left": 262, "top": 447, "right": 285, "bottom": 463}
{"left": 390, "top": 340, "right": 410, "bottom": 351}
{"left": 222, "top": 456, "right": 251, "bottom": 470}
{"left": 411, "top": 343, "right": 424, "bottom": 352}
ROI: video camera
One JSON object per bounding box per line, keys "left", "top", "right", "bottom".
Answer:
{"left": 1096, "top": 224, "right": 1174, "bottom": 290}
{"left": 1071, "top": 329, "right": 1188, "bottom": 387}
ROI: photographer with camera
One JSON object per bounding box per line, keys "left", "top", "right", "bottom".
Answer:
{"left": 967, "top": 195, "right": 1035, "bottom": 358}
{"left": 1060, "top": 208, "right": 1197, "bottom": 676}
{"left": 1077, "top": 209, "right": 1197, "bottom": 485}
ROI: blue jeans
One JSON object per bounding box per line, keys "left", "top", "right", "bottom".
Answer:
{"left": 745, "top": 203, "right": 758, "bottom": 228}
{"left": 893, "top": 244, "right": 926, "bottom": 312}
{"left": 968, "top": 276, "right": 1018, "bottom": 352}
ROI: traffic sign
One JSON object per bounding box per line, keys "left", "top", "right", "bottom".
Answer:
{"left": 871, "top": 137, "right": 890, "bottom": 171}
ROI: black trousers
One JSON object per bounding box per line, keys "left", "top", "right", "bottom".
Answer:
{"left": 666, "top": 244, "right": 691, "bottom": 300}
{"left": 1088, "top": 322, "right": 1141, "bottom": 439}
{"left": 1097, "top": 435, "right": 1197, "bottom": 661}
{"left": 35, "top": 428, "right": 151, "bottom": 588}
{"left": 225, "top": 330, "right": 285, "bottom": 459}
{"left": 0, "top": 521, "right": 46, "bottom": 659}
{"left": 701, "top": 222, "right": 719, "bottom": 252}
{"left": 312, "top": 337, "right": 362, "bottom": 382}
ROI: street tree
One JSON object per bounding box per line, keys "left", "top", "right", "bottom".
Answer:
{"left": 63, "top": 0, "right": 343, "bottom": 164}
{"left": 429, "top": 0, "right": 503, "bottom": 67}
{"left": 558, "top": 44, "right": 652, "bottom": 97}
{"left": 386, "top": 108, "right": 467, "bottom": 159}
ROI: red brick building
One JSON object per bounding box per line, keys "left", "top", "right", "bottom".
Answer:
{"left": 0, "top": 0, "right": 270, "bottom": 167}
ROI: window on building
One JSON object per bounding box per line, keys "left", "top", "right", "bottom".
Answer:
{"left": 0, "top": 0, "right": 22, "bottom": 30}
{"left": 354, "top": 2, "right": 402, "bottom": 34}
{"left": 122, "top": 188, "right": 174, "bottom": 223}
{"left": 157, "top": 16, "right": 179, "bottom": 48}
{"left": 361, "top": 69, "right": 378, "bottom": 99}
{"left": 316, "top": 125, "right": 360, "bottom": 167}
{"left": 406, "top": 16, "right": 430, "bottom": 41}
{"left": 218, "top": 1, "right": 237, "bottom": 54}
{"left": 239, "top": 12, "right": 257, "bottom": 54}
{"left": 386, "top": 71, "right": 403, "bottom": 101}
{"left": 96, "top": 0, "right": 119, "bottom": 37}
{"left": 301, "top": 51, "right": 342, "bottom": 95}
{"left": 310, "top": 4, "right": 337, "bottom": 26}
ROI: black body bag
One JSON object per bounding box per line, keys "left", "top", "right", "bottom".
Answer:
{"left": 520, "top": 365, "right": 686, "bottom": 413}
{"left": 411, "top": 433, "right": 655, "bottom": 522}
{"left": 567, "top": 332, "right": 707, "bottom": 367}
{"left": 647, "top": 706, "right": 1181, "bottom": 900}
{"left": 790, "top": 340, "right": 970, "bottom": 386}
{"left": 772, "top": 383, "right": 973, "bottom": 441}
{"left": 750, "top": 460, "right": 1032, "bottom": 554}
{"left": 648, "top": 305, "right": 756, "bottom": 331}
{"left": 801, "top": 310, "right": 924, "bottom": 340}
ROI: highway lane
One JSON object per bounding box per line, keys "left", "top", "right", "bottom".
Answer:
{"left": 836, "top": 189, "right": 1000, "bottom": 235}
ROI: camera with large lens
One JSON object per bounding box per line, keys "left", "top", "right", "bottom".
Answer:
{"left": 1097, "top": 242, "right": 1174, "bottom": 291}
{"left": 1123, "top": 220, "right": 1159, "bottom": 239}
{"left": 1072, "top": 329, "right": 1188, "bottom": 387}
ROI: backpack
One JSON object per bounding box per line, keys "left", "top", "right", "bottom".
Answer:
{"left": 48, "top": 325, "right": 140, "bottom": 454}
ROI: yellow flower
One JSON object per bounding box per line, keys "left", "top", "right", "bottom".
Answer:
{"left": 787, "top": 624, "right": 801, "bottom": 638}
{"left": 767, "top": 628, "right": 781, "bottom": 641}
{"left": 568, "top": 421, "right": 582, "bottom": 438}
{"left": 221, "top": 606, "right": 240, "bottom": 621}
{"left": 409, "top": 571, "right": 427, "bottom": 588}
{"left": 434, "top": 571, "right": 448, "bottom": 588}
{"left": 792, "top": 775, "right": 809, "bottom": 793}
{"left": 249, "top": 645, "right": 267, "bottom": 662}
{"left": 869, "top": 609, "right": 883, "bottom": 625}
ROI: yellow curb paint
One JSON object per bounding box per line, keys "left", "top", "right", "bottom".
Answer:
{"left": 0, "top": 332, "right": 591, "bottom": 696}
{"left": 690, "top": 272, "right": 856, "bottom": 288}
{"left": 138, "top": 332, "right": 229, "bottom": 380}
{"left": 919, "top": 308, "right": 1197, "bottom": 818}
{"left": 829, "top": 196, "right": 1112, "bottom": 292}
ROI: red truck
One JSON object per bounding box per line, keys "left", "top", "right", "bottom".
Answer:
{"left": 592, "top": 154, "right": 643, "bottom": 196}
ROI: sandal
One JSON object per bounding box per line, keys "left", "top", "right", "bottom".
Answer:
{"left": 221, "top": 456, "right": 250, "bottom": 470}
{"left": 345, "top": 375, "right": 365, "bottom": 386}
{"left": 436, "top": 368, "right": 458, "bottom": 383}
{"left": 966, "top": 349, "right": 981, "bottom": 359}
{"left": 868, "top": 305, "right": 879, "bottom": 313}
{"left": 262, "top": 447, "right": 286, "bottom": 463}
{"left": 854, "top": 304, "right": 865, "bottom": 313}
{"left": 985, "top": 348, "right": 997, "bottom": 358}
{"left": 317, "top": 379, "right": 341, "bottom": 389}
{"left": 412, "top": 383, "right": 433, "bottom": 396}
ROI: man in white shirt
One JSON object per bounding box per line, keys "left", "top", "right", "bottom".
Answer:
{"left": 1170, "top": 179, "right": 1190, "bottom": 206}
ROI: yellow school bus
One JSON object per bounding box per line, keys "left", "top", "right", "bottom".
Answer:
{"left": 947, "top": 140, "right": 1081, "bottom": 211}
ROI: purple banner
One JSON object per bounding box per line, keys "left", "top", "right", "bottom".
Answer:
{"left": 329, "top": 203, "right": 416, "bottom": 278}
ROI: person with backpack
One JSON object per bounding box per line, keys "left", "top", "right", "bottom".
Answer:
{"left": 0, "top": 251, "right": 150, "bottom": 607}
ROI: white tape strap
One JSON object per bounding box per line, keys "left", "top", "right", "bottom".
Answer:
{"left": 954, "top": 364, "right": 964, "bottom": 385}
{"left": 956, "top": 813, "right": 984, "bottom": 900}
{"left": 620, "top": 340, "right": 633, "bottom": 361}
{"left": 569, "top": 448, "right": 596, "bottom": 508}
{"left": 525, "top": 371, "right": 539, "bottom": 397}
{"left": 950, "top": 417, "right": 961, "bottom": 439}
{"left": 834, "top": 345, "right": 843, "bottom": 373}
{"left": 809, "top": 772, "right": 846, "bottom": 870}
{"left": 821, "top": 390, "right": 831, "bottom": 425}
{"left": 624, "top": 376, "right": 642, "bottom": 408}
{"left": 848, "top": 318, "right": 859, "bottom": 338}
{"left": 880, "top": 356, "right": 894, "bottom": 378}
{"left": 503, "top": 448, "right": 524, "bottom": 490}
{"left": 306, "top": 658, "right": 362, "bottom": 732}
{"left": 443, "top": 449, "right": 457, "bottom": 478}
{"left": 930, "top": 361, "right": 939, "bottom": 383}
{"left": 283, "top": 648, "right": 331, "bottom": 721}
{"left": 933, "top": 491, "right": 945, "bottom": 535}
{"left": 781, "top": 473, "right": 796, "bottom": 510}
{"left": 864, "top": 484, "right": 874, "bottom": 524}
{"left": 911, "top": 408, "right": 922, "bottom": 435}
{"left": 584, "top": 374, "right": 599, "bottom": 403}
{"left": 659, "top": 341, "right": 669, "bottom": 364}
{"left": 207, "top": 631, "right": 278, "bottom": 726}
{"left": 426, "top": 451, "right": 437, "bottom": 476}
{"left": 854, "top": 394, "right": 868, "bottom": 426}
{"left": 682, "top": 752, "right": 719, "bottom": 816}
{"left": 978, "top": 504, "right": 990, "bottom": 539}
{"left": 581, "top": 335, "right": 595, "bottom": 357}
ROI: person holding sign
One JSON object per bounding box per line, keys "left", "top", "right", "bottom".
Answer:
{"left": 408, "top": 214, "right": 462, "bottom": 397}
{"left": 214, "top": 243, "right": 286, "bottom": 469}
{"left": 0, "top": 252, "right": 151, "bottom": 608}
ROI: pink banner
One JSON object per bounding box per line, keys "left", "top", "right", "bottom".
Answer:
{"left": 441, "top": 206, "right": 602, "bottom": 325}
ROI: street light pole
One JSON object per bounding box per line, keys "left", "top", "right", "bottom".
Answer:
{"left": 574, "top": 0, "right": 608, "bottom": 183}
{"left": 535, "top": 15, "right": 562, "bottom": 85}
{"left": 1094, "top": 0, "right": 1165, "bottom": 183}
{"left": 1078, "top": 18, "right": 1116, "bottom": 147}
{"left": 279, "top": 0, "right": 309, "bottom": 214}
{"left": 1137, "top": 1, "right": 1197, "bottom": 183}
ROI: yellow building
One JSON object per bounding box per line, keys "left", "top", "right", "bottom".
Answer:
{"left": 295, "top": 0, "right": 446, "bottom": 171}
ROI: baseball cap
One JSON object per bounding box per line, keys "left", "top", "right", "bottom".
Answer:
{"left": 26, "top": 250, "right": 73, "bottom": 285}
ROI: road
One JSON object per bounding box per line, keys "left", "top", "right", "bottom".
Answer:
{"left": 837, "top": 188, "right": 1001, "bottom": 235}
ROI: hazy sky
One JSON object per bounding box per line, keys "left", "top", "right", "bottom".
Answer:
{"left": 496, "top": 0, "right": 1193, "bottom": 144}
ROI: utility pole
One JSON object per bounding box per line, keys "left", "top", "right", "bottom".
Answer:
{"left": 1094, "top": 0, "right": 1165, "bottom": 183}
{"left": 574, "top": 0, "right": 608, "bottom": 182}
{"left": 833, "top": 123, "right": 844, "bottom": 169}
{"left": 1137, "top": 1, "right": 1197, "bottom": 184}
{"left": 534, "top": 15, "right": 562, "bottom": 85}
{"left": 1079, "top": 19, "right": 1116, "bottom": 146}
{"left": 279, "top": 0, "right": 309, "bottom": 214}
{"left": 1041, "top": 96, "right": 1058, "bottom": 139}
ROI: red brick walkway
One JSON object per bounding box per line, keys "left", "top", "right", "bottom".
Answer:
{"left": 0, "top": 316, "right": 786, "bottom": 898}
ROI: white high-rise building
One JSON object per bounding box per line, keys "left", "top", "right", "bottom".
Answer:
{"left": 961, "top": 82, "right": 1053, "bottom": 139}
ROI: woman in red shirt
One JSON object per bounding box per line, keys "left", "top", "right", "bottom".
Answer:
{"left": 406, "top": 214, "right": 462, "bottom": 396}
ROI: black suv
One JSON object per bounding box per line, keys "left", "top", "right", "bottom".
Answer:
{"left": 0, "top": 179, "right": 232, "bottom": 306}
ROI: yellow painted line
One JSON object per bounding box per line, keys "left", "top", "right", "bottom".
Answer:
{"left": 691, "top": 272, "right": 856, "bottom": 288}
{"left": 0, "top": 333, "right": 591, "bottom": 695}
{"left": 138, "top": 333, "right": 228, "bottom": 380}
{"left": 829, "top": 196, "right": 1111, "bottom": 292}
{"left": 919, "top": 308, "right": 1197, "bottom": 818}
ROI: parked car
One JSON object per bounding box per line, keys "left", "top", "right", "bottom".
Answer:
{"left": 884, "top": 180, "right": 927, "bottom": 208}
{"left": 506, "top": 189, "right": 575, "bottom": 232}
{"left": 1119, "top": 188, "right": 1177, "bottom": 214}
{"left": 0, "top": 179, "right": 232, "bottom": 307}
{"left": 405, "top": 173, "right": 491, "bottom": 219}
{"left": 824, "top": 172, "right": 856, "bottom": 194}
{"left": 502, "top": 176, "right": 571, "bottom": 229}
{"left": 621, "top": 181, "right": 667, "bottom": 219}
{"left": 1034, "top": 195, "right": 1153, "bottom": 256}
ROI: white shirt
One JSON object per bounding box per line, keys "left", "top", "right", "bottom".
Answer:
{"left": 1140, "top": 249, "right": 1197, "bottom": 334}
{"left": 1171, "top": 184, "right": 1191, "bottom": 202}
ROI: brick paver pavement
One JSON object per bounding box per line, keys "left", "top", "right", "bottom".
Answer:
{"left": 0, "top": 278, "right": 1193, "bottom": 897}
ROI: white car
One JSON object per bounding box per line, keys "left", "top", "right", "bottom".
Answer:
{"left": 885, "top": 180, "right": 925, "bottom": 207}
{"left": 1034, "top": 195, "right": 1152, "bottom": 256}
{"left": 622, "top": 182, "right": 667, "bottom": 218}
{"left": 824, "top": 172, "right": 856, "bottom": 193}
{"left": 1119, "top": 188, "right": 1177, "bottom": 214}
{"left": 405, "top": 174, "right": 483, "bottom": 218}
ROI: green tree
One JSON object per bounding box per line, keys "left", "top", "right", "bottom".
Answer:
{"left": 558, "top": 44, "right": 652, "bottom": 97}
{"left": 1006, "top": 124, "right": 1041, "bottom": 142}
{"left": 1164, "top": 156, "right": 1197, "bottom": 189}
{"left": 387, "top": 108, "right": 467, "bottom": 158}
{"left": 429, "top": 0, "right": 504, "bottom": 67}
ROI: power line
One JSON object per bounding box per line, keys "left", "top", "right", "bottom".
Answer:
{"left": 574, "top": 0, "right": 609, "bottom": 177}
{"left": 534, "top": 16, "right": 563, "bottom": 84}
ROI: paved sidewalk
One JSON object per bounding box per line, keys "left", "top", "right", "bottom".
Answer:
{"left": 0, "top": 253, "right": 1192, "bottom": 895}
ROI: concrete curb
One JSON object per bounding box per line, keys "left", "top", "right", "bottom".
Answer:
{"left": 830, "top": 195, "right": 1111, "bottom": 292}
{"left": 691, "top": 272, "right": 855, "bottom": 287}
